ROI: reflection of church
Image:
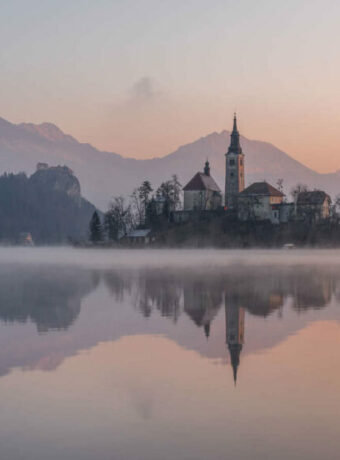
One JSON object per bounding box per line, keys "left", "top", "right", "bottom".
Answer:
{"left": 183, "top": 282, "right": 222, "bottom": 338}
{"left": 225, "top": 295, "right": 245, "bottom": 385}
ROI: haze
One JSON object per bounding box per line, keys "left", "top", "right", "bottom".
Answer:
{"left": 1, "top": 0, "right": 340, "bottom": 172}
{"left": 2, "top": 247, "right": 340, "bottom": 270}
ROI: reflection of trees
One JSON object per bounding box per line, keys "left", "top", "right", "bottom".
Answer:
{"left": 101, "top": 266, "right": 338, "bottom": 325}
{"left": 103, "top": 271, "right": 132, "bottom": 302}
{"left": 135, "top": 272, "right": 182, "bottom": 321}
{"left": 291, "top": 271, "right": 334, "bottom": 311}
{"left": 103, "top": 270, "right": 183, "bottom": 321}
{"left": 0, "top": 266, "right": 99, "bottom": 332}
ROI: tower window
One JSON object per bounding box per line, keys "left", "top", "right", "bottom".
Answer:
{"left": 230, "top": 172, "right": 234, "bottom": 177}
{"left": 229, "top": 159, "right": 235, "bottom": 166}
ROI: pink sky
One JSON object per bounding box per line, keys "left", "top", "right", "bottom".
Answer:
{"left": 1, "top": 1, "right": 340, "bottom": 173}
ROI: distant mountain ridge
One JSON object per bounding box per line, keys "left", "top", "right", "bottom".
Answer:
{"left": 0, "top": 116, "right": 339, "bottom": 209}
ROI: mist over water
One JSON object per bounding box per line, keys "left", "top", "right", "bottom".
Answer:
{"left": 2, "top": 247, "right": 340, "bottom": 270}
{"left": 0, "top": 248, "right": 340, "bottom": 460}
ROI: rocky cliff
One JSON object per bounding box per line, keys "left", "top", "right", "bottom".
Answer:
{"left": 0, "top": 164, "right": 97, "bottom": 244}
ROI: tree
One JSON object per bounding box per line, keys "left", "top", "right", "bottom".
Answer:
{"left": 157, "top": 174, "right": 182, "bottom": 217}
{"left": 130, "top": 180, "right": 154, "bottom": 228}
{"left": 89, "top": 211, "right": 103, "bottom": 243}
{"left": 145, "top": 197, "right": 159, "bottom": 228}
{"left": 130, "top": 188, "right": 145, "bottom": 227}
{"left": 104, "top": 196, "right": 132, "bottom": 241}
{"left": 139, "top": 180, "right": 153, "bottom": 215}
{"left": 333, "top": 194, "right": 340, "bottom": 217}
{"left": 291, "top": 183, "right": 308, "bottom": 201}
{"left": 276, "top": 178, "right": 284, "bottom": 193}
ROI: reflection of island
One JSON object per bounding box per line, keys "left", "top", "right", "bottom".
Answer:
{"left": 103, "top": 267, "right": 336, "bottom": 326}
{"left": 225, "top": 297, "right": 245, "bottom": 385}
{"left": 0, "top": 265, "right": 99, "bottom": 332}
{"left": 0, "top": 261, "right": 339, "bottom": 383}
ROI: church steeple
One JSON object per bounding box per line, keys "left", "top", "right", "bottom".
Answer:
{"left": 224, "top": 113, "right": 245, "bottom": 208}
{"left": 228, "top": 113, "right": 243, "bottom": 155}
{"left": 204, "top": 160, "right": 210, "bottom": 176}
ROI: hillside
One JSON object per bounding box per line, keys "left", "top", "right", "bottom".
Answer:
{"left": 0, "top": 116, "right": 339, "bottom": 209}
{"left": 0, "top": 164, "right": 97, "bottom": 244}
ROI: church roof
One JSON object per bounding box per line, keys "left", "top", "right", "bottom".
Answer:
{"left": 183, "top": 172, "right": 221, "bottom": 192}
{"left": 240, "top": 182, "right": 284, "bottom": 197}
{"left": 297, "top": 190, "right": 330, "bottom": 205}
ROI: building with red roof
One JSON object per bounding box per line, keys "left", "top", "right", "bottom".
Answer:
{"left": 183, "top": 160, "right": 222, "bottom": 211}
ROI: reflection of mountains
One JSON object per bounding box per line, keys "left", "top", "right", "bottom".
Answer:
{"left": 0, "top": 265, "right": 98, "bottom": 331}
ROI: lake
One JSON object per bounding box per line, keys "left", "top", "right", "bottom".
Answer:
{"left": 0, "top": 248, "right": 340, "bottom": 460}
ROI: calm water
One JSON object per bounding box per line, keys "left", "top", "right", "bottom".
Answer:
{"left": 1, "top": 248, "right": 340, "bottom": 460}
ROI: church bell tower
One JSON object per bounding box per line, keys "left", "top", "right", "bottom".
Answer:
{"left": 225, "top": 114, "right": 245, "bottom": 208}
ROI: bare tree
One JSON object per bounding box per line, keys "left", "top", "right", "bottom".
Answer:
{"left": 104, "top": 196, "right": 132, "bottom": 241}
{"left": 291, "top": 183, "right": 309, "bottom": 201}
{"left": 276, "top": 178, "right": 284, "bottom": 193}
{"left": 157, "top": 174, "right": 182, "bottom": 215}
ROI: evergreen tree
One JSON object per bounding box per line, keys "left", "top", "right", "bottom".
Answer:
{"left": 146, "top": 197, "right": 159, "bottom": 228}
{"left": 139, "top": 180, "right": 153, "bottom": 210}
{"left": 89, "top": 211, "right": 103, "bottom": 243}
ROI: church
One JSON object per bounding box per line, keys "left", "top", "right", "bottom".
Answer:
{"left": 183, "top": 160, "right": 222, "bottom": 211}
{"left": 182, "top": 114, "right": 284, "bottom": 223}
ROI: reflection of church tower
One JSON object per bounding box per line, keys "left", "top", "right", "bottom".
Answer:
{"left": 225, "top": 297, "right": 245, "bottom": 385}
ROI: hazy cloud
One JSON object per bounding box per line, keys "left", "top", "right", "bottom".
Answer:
{"left": 129, "top": 77, "right": 160, "bottom": 102}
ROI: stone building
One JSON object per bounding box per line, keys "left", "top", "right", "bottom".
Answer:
{"left": 295, "top": 191, "right": 331, "bottom": 221}
{"left": 183, "top": 161, "right": 222, "bottom": 211}
{"left": 225, "top": 114, "right": 245, "bottom": 209}
{"left": 237, "top": 181, "right": 284, "bottom": 223}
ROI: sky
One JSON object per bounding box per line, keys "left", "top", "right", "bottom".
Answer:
{"left": 1, "top": 0, "right": 340, "bottom": 172}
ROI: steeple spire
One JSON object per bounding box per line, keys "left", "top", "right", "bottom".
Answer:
{"left": 204, "top": 160, "right": 210, "bottom": 176}
{"left": 228, "top": 344, "right": 242, "bottom": 386}
{"left": 233, "top": 112, "right": 238, "bottom": 133}
{"left": 228, "top": 113, "right": 242, "bottom": 155}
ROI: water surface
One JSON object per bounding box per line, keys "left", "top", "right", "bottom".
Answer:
{"left": 1, "top": 248, "right": 340, "bottom": 460}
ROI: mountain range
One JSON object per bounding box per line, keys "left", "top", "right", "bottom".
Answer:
{"left": 0, "top": 116, "right": 339, "bottom": 210}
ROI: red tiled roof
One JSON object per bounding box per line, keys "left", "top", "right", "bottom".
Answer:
{"left": 239, "top": 182, "right": 284, "bottom": 197}
{"left": 183, "top": 172, "right": 221, "bottom": 192}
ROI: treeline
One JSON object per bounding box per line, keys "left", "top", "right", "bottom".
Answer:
{"left": 0, "top": 171, "right": 96, "bottom": 244}
{"left": 89, "top": 175, "right": 182, "bottom": 243}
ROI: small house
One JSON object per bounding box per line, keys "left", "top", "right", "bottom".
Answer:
{"left": 295, "top": 191, "right": 331, "bottom": 221}
{"left": 238, "top": 182, "right": 284, "bottom": 223}
{"left": 124, "top": 229, "right": 153, "bottom": 246}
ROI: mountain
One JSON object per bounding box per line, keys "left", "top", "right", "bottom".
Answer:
{"left": 0, "top": 116, "right": 339, "bottom": 209}
{"left": 0, "top": 165, "right": 97, "bottom": 243}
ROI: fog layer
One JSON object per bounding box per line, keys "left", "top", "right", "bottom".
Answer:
{"left": 1, "top": 247, "right": 340, "bottom": 270}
